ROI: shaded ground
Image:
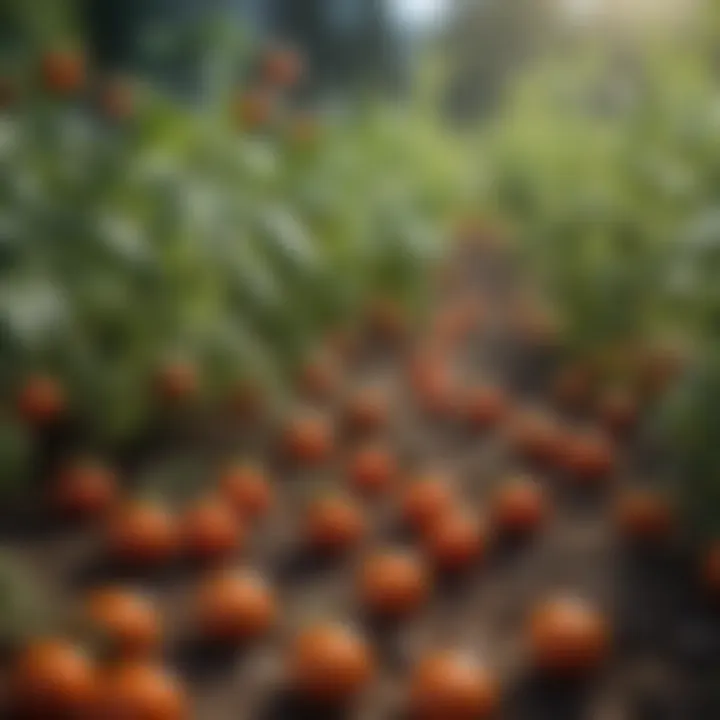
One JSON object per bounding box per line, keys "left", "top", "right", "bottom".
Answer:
{"left": 1, "top": 242, "right": 719, "bottom": 718}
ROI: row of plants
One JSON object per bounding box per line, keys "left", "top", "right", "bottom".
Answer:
{"left": 0, "top": 27, "right": 464, "bottom": 494}
{"left": 474, "top": 30, "right": 720, "bottom": 538}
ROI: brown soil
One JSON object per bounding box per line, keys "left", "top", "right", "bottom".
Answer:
{"left": 1, "top": 244, "right": 719, "bottom": 719}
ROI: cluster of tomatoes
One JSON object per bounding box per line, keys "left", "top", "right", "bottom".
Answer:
{"left": 5, "top": 242, "right": 720, "bottom": 720}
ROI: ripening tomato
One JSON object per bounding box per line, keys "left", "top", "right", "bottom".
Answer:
{"left": 465, "top": 384, "right": 508, "bottom": 429}
{"left": 181, "top": 498, "right": 244, "bottom": 564}
{"left": 345, "top": 387, "right": 390, "bottom": 434}
{"left": 552, "top": 364, "right": 594, "bottom": 409}
{"left": 261, "top": 46, "right": 305, "bottom": 87}
{"left": 348, "top": 444, "right": 397, "bottom": 497}
{"left": 492, "top": 476, "right": 547, "bottom": 538}
{"left": 85, "top": 587, "right": 161, "bottom": 659}
{"left": 408, "top": 651, "right": 499, "bottom": 720}
{"left": 41, "top": 49, "right": 85, "bottom": 95}
{"left": 155, "top": 362, "right": 198, "bottom": 405}
{"left": 358, "top": 550, "right": 430, "bottom": 620}
{"left": 400, "top": 475, "right": 455, "bottom": 536}
{"left": 528, "top": 596, "right": 610, "bottom": 676}
{"left": 282, "top": 413, "right": 334, "bottom": 466}
{"left": 368, "top": 299, "right": 406, "bottom": 342}
{"left": 9, "top": 639, "right": 96, "bottom": 718}
{"left": 194, "top": 569, "right": 277, "bottom": 645}
{"left": 95, "top": 662, "right": 187, "bottom": 720}
{"left": 506, "top": 409, "right": 564, "bottom": 466}
{"left": 613, "top": 489, "right": 675, "bottom": 546}
{"left": 17, "top": 375, "right": 66, "bottom": 426}
{"left": 424, "top": 509, "right": 487, "bottom": 573}
{"left": 51, "top": 459, "right": 118, "bottom": 520}
{"left": 219, "top": 462, "right": 273, "bottom": 521}
{"left": 305, "top": 495, "right": 365, "bottom": 557}
{"left": 100, "top": 77, "right": 134, "bottom": 120}
{"left": 560, "top": 430, "right": 615, "bottom": 484}
{"left": 106, "top": 501, "right": 179, "bottom": 569}
{"left": 288, "top": 623, "right": 374, "bottom": 705}
{"left": 234, "top": 88, "right": 275, "bottom": 131}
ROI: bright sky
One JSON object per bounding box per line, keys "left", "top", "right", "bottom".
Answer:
{"left": 392, "top": 0, "right": 447, "bottom": 25}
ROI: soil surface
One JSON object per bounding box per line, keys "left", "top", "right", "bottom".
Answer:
{"left": 1, "top": 243, "right": 719, "bottom": 719}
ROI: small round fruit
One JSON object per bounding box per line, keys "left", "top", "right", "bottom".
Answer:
{"left": 262, "top": 46, "right": 304, "bottom": 87}
{"left": 283, "top": 413, "right": 333, "bottom": 466}
{"left": 409, "top": 651, "right": 499, "bottom": 720}
{"left": 219, "top": 462, "right": 273, "bottom": 521}
{"left": 413, "top": 361, "right": 458, "bottom": 417}
{"left": 348, "top": 445, "right": 397, "bottom": 497}
{"left": 701, "top": 542, "right": 720, "bottom": 599}
{"left": 358, "top": 550, "right": 430, "bottom": 620}
{"left": 507, "top": 410, "right": 563, "bottom": 466}
{"left": 41, "top": 49, "right": 85, "bottom": 95}
{"left": 51, "top": 459, "right": 118, "bottom": 520}
{"left": 553, "top": 365, "right": 593, "bottom": 409}
{"left": 465, "top": 385, "right": 508, "bottom": 429}
{"left": 194, "top": 569, "right": 277, "bottom": 645}
{"left": 106, "top": 501, "right": 179, "bottom": 569}
{"left": 100, "top": 77, "right": 134, "bottom": 120}
{"left": 305, "top": 496, "right": 365, "bottom": 556}
{"left": 9, "top": 639, "right": 95, "bottom": 718}
{"left": 561, "top": 430, "right": 615, "bottom": 484}
{"left": 234, "top": 88, "right": 274, "bottom": 130}
{"left": 614, "top": 490, "right": 674, "bottom": 546}
{"left": 288, "top": 623, "right": 374, "bottom": 705}
{"left": 597, "top": 388, "right": 638, "bottom": 434}
{"left": 424, "top": 510, "right": 486, "bottom": 573}
{"left": 155, "top": 362, "right": 198, "bottom": 404}
{"left": 181, "top": 498, "right": 244, "bottom": 563}
{"left": 492, "top": 477, "right": 547, "bottom": 538}
{"left": 400, "top": 475, "right": 455, "bottom": 536}
{"left": 97, "top": 662, "right": 187, "bottom": 720}
{"left": 86, "top": 588, "right": 161, "bottom": 659}
{"left": 345, "top": 388, "right": 389, "bottom": 433}
{"left": 17, "top": 375, "right": 66, "bottom": 426}
{"left": 528, "top": 596, "right": 609, "bottom": 676}
{"left": 298, "top": 354, "right": 337, "bottom": 399}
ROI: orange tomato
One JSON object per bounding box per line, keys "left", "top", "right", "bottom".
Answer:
{"left": 424, "top": 509, "right": 487, "bottom": 573}
{"left": 219, "top": 462, "right": 273, "bottom": 521}
{"left": 528, "top": 596, "right": 609, "bottom": 676}
{"left": 17, "top": 375, "right": 66, "bottom": 426}
{"left": 305, "top": 496, "right": 365, "bottom": 556}
{"left": 181, "top": 498, "right": 244, "bottom": 563}
{"left": 348, "top": 444, "right": 397, "bottom": 497}
{"left": 283, "top": 413, "right": 333, "bottom": 466}
{"left": 9, "top": 639, "right": 95, "bottom": 718}
{"left": 288, "top": 623, "right": 374, "bottom": 705}
{"left": 41, "top": 50, "right": 85, "bottom": 95}
{"left": 400, "top": 475, "right": 455, "bottom": 536}
{"left": 194, "top": 569, "right": 277, "bottom": 645}
{"left": 86, "top": 588, "right": 161, "bottom": 659}
{"left": 106, "top": 501, "right": 179, "bottom": 569}
{"left": 358, "top": 550, "right": 430, "bottom": 619}
{"left": 409, "top": 651, "right": 499, "bottom": 720}
{"left": 51, "top": 459, "right": 118, "bottom": 520}
{"left": 96, "top": 662, "right": 187, "bottom": 720}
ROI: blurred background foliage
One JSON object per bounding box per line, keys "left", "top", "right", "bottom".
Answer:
{"left": 2, "top": 0, "right": 720, "bottom": 534}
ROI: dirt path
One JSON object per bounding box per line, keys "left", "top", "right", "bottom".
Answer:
{"left": 1, "top": 243, "right": 720, "bottom": 719}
